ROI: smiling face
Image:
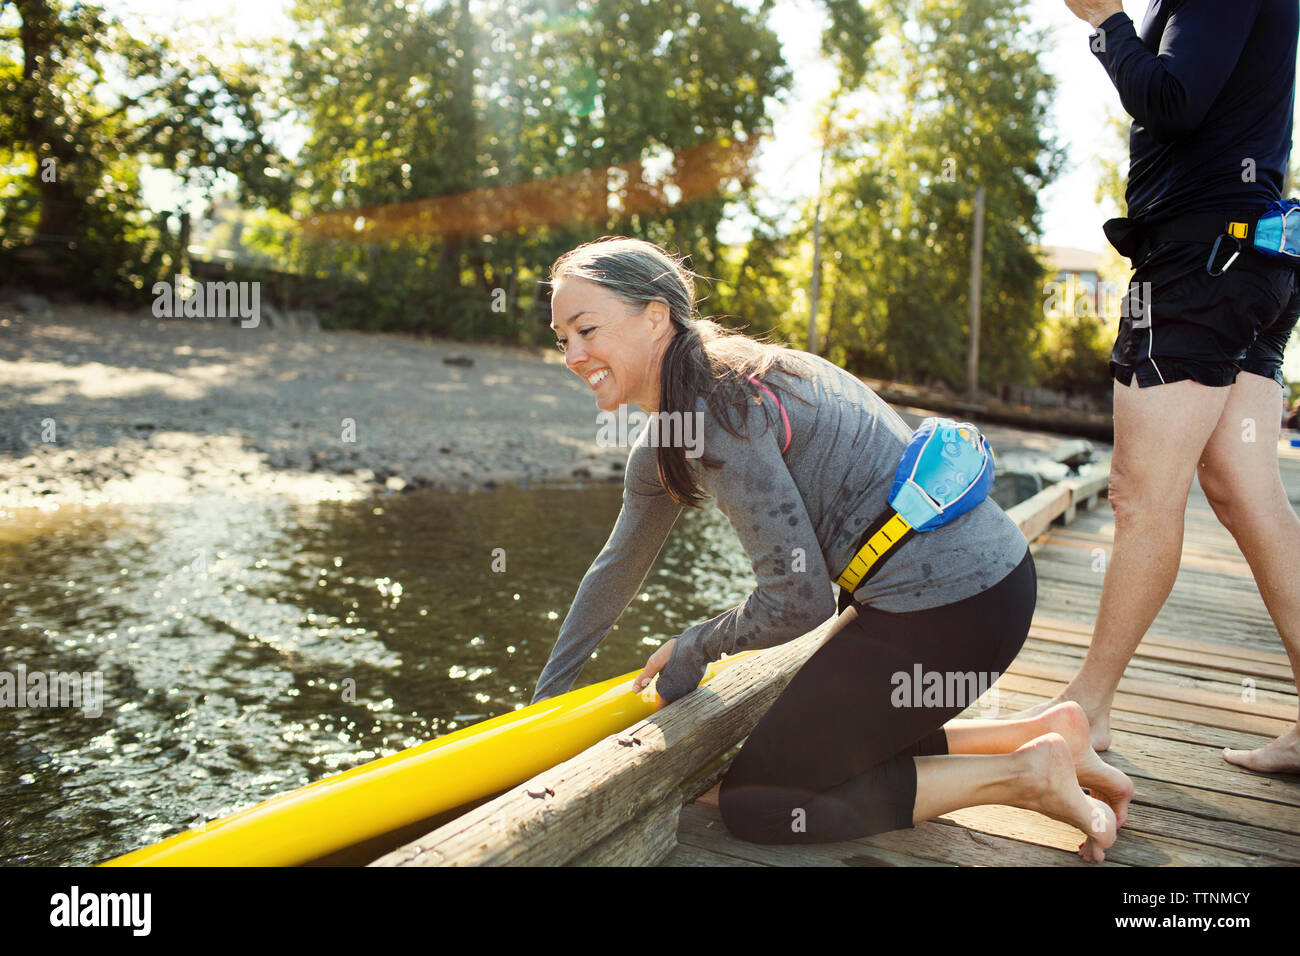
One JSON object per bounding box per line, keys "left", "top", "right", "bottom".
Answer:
{"left": 550, "top": 276, "right": 677, "bottom": 413}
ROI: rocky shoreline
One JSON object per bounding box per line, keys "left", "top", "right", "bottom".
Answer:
{"left": 1, "top": 293, "right": 1113, "bottom": 515}
{"left": 0, "top": 294, "right": 630, "bottom": 512}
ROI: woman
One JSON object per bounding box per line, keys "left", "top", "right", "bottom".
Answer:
{"left": 534, "top": 236, "right": 1133, "bottom": 861}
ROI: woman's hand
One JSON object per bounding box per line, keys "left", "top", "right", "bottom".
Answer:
{"left": 634, "top": 638, "right": 707, "bottom": 707}
{"left": 632, "top": 639, "right": 675, "bottom": 695}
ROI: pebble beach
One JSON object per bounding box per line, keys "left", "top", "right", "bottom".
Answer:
{"left": 0, "top": 296, "right": 631, "bottom": 512}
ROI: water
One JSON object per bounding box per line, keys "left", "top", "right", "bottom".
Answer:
{"left": 1, "top": 468, "right": 1047, "bottom": 866}
{"left": 0, "top": 483, "right": 758, "bottom": 866}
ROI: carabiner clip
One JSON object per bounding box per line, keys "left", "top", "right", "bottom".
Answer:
{"left": 1207, "top": 233, "right": 1241, "bottom": 277}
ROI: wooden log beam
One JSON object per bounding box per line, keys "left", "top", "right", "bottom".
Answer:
{"left": 568, "top": 792, "right": 684, "bottom": 866}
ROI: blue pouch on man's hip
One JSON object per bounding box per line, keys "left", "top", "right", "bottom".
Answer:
{"left": 1249, "top": 199, "right": 1300, "bottom": 263}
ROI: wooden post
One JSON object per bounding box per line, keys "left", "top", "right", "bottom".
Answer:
{"left": 807, "top": 120, "right": 830, "bottom": 357}
{"left": 966, "top": 184, "right": 985, "bottom": 401}
{"left": 808, "top": 191, "right": 823, "bottom": 356}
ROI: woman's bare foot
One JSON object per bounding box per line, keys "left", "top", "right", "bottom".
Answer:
{"left": 1223, "top": 725, "right": 1300, "bottom": 774}
{"left": 1035, "top": 701, "right": 1134, "bottom": 827}
{"left": 1005, "top": 694, "right": 1113, "bottom": 752}
{"left": 1016, "top": 732, "right": 1118, "bottom": 863}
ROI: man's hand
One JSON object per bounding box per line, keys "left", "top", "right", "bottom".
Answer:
{"left": 1065, "top": 0, "right": 1124, "bottom": 29}
{"left": 632, "top": 639, "right": 674, "bottom": 694}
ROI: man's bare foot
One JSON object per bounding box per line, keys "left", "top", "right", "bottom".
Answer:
{"left": 1085, "top": 708, "right": 1113, "bottom": 752}
{"left": 1036, "top": 702, "right": 1134, "bottom": 827}
{"left": 1004, "top": 693, "right": 1113, "bottom": 752}
{"left": 1016, "top": 732, "right": 1118, "bottom": 863}
{"left": 1223, "top": 725, "right": 1300, "bottom": 774}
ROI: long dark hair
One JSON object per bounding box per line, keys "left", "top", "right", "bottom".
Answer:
{"left": 549, "top": 236, "right": 815, "bottom": 508}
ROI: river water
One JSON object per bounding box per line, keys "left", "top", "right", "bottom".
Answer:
{"left": 1, "top": 473, "right": 1037, "bottom": 866}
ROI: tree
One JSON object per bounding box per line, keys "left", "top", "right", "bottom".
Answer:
{"left": 1035, "top": 105, "right": 1126, "bottom": 396}
{"left": 277, "top": 0, "right": 792, "bottom": 337}
{"left": 0, "top": 0, "right": 289, "bottom": 298}
{"left": 809, "top": 0, "right": 1063, "bottom": 389}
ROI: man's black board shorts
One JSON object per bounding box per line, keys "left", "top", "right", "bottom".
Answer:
{"left": 1110, "top": 241, "right": 1299, "bottom": 389}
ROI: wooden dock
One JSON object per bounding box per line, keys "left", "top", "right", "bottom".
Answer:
{"left": 669, "top": 441, "right": 1300, "bottom": 867}
{"left": 373, "top": 439, "right": 1300, "bottom": 867}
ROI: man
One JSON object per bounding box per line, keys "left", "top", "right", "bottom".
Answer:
{"left": 1037, "top": 0, "right": 1300, "bottom": 772}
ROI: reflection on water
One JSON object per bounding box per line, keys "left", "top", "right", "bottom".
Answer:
{"left": 1, "top": 469, "right": 1046, "bottom": 866}
{"left": 0, "top": 483, "right": 755, "bottom": 866}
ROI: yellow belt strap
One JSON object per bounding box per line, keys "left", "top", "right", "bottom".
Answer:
{"left": 834, "top": 512, "right": 913, "bottom": 592}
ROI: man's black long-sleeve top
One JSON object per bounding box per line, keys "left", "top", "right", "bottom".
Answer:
{"left": 1092, "top": 1, "right": 1299, "bottom": 224}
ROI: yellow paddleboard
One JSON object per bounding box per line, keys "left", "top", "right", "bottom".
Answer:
{"left": 101, "top": 653, "right": 753, "bottom": 866}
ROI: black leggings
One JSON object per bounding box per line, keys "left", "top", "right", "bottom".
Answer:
{"left": 718, "top": 548, "right": 1036, "bottom": 844}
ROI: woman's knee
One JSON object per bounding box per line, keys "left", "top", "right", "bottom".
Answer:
{"left": 718, "top": 772, "right": 794, "bottom": 845}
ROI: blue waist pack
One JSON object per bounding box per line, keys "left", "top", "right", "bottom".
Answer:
{"left": 889, "top": 417, "right": 996, "bottom": 530}
{"left": 834, "top": 417, "right": 995, "bottom": 594}
{"left": 1248, "top": 199, "right": 1300, "bottom": 263}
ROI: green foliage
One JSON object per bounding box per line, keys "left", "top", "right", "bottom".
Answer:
{"left": 272, "top": 0, "right": 791, "bottom": 340}
{"left": 1035, "top": 106, "right": 1130, "bottom": 396}
{"left": 1034, "top": 267, "right": 1113, "bottom": 397}
{"left": 747, "top": 0, "right": 1062, "bottom": 391}
{"left": 4, "top": 0, "right": 1083, "bottom": 396}
{"left": 820, "top": 0, "right": 881, "bottom": 89}
{"left": 709, "top": 219, "right": 802, "bottom": 337}
{"left": 0, "top": 0, "right": 288, "bottom": 300}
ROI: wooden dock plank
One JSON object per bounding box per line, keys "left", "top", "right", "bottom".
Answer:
{"left": 1010, "top": 639, "right": 1297, "bottom": 697}
{"left": 677, "top": 767, "right": 1296, "bottom": 867}
{"left": 1005, "top": 647, "right": 1299, "bottom": 714}
{"left": 1043, "top": 527, "right": 1257, "bottom": 578}
{"left": 994, "top": 672, "right": 1295, "bottom": 740}
{"left": 1020, "top": 626, "right": 1296, "bottom": 681}
{"left": 1082, "top": 736, "right": 1300, "bottom": 812}
{"left": 1029, "top": 613, "right": 1295, "bottom": 666}
{"left": 1027, "top": 478, "right": 1295, "bottom": 658}
{"left": 1119, "top": 785, "right": 1300, "bottom": 860}
{"left": 1012, "top": 652, "right": 1297, "bottom": 705}
{"left": 686, "top": 723, "right": 1300, "bottom": 865}
{"left": 992, "top": 687, "right": 1300, "bottom": 793}
{"left": 570, "top": 793, "right": 683, "bottom": 866}
{"left": 673, "top": 801, "right": 1079, "bottom": 867}
{"left": 659, "top": 841, "right": 766, "bottom": 867}
{"left": 934, "top": 806, "right": 1268, "bottom": 866}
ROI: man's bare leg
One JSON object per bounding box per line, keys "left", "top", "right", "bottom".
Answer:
{"left": 1194, "top": 371, "right": 1300, "bottom": 773}
{"left": 1009, "top": 377, "right": 1230, "bottom": 750}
